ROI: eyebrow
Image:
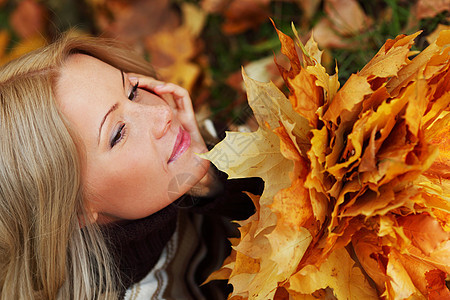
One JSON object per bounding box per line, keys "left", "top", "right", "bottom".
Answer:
{"left": 97, "top": 70, "right": 126, "bottom": 145}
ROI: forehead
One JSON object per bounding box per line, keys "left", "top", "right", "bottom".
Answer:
{"left": 55, "top": 54, "right": 123, "bottom": 147}
{"left": 58, "top": 54, "right": 119, "bottom": 87}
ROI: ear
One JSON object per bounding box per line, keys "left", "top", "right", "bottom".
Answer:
{"left": 78, "top": 207, "right": 99, "bottom": 228}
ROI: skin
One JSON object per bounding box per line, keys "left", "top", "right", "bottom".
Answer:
{"left": 56, "top": 54, "right": 210, "bottom": 223}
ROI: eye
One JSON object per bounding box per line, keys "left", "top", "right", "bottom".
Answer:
{"left": 110, "top": 124, "right": 126, "bottom": 147}
{"left": 128, "top": 82, "right": 139, "bottom": 101}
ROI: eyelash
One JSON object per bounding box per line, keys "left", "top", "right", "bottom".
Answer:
{"left": 110, "top": 82, "right": 138, "bottom": 148}
{"left": 110, "top": 123, "right": 126, "bottom": 148}
{"left": 128, "top": 82, "right": 139, "bottom": 101}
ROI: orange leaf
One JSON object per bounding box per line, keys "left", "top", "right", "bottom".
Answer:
{"left": 322, "top": 73, "right": 372, "bottom": 126}
{"left": 425, "top": 269, "right": 450, "bottom": 300}
{"left": 426, "top": 116, "right": 450, "bottom": 181}
{"left": 271, "top": 178, "right": 314, "bottom": 232}
{"left": 398, "top": 214, "right": 449, "bottom": 256}
{"left": 272, "top": 20, "right": 302, "bottom": 81}
{"left": 288, "top": 68, "right": 324, "bottom": 128}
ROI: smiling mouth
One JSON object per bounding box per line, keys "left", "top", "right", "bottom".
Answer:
{"left": 168, "top": 127, "right": 191, "bottom": 163}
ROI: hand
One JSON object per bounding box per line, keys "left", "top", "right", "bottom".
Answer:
{"left": 127, "top": 74, "right": 206, "bottom": 151}
{"left": 127, "top": 74, "right": 218, "bottom": 197}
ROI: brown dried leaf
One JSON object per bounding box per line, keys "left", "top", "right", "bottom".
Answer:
{"left": 415, "top": 0, "right": 450, "bottom": 20}
{"left": 200, "top": 0, "right": 228, "bottom": 13}
{"left": 221, "top": 0, "right": 271, "bottom": 35}
{"left": 10, "top": 0, "right": 47, "bottom": 39}
{"left": 95, "top": 0, "right": 179, "bottom": 45}
{"left": 273, "top": 21, "right": 302, "bottom": 81}
{"left": 311, "top": 18, "right": 354, "bottom": 49}
{"left": 324, "top": 0, "right": 371, "bottom": 36}
{"left": 295, "top": 0, "right": 321, "bottom": 21}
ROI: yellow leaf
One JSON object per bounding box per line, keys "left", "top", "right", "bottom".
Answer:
{"left": 0, "top": 30, "right": 9, "bottom": 61}
{"left": 231, "top": 251, "right": 260, "bottom": 277}
{"left": 359, "top": 32, "right": 420, "bottom": 78}
{"left": 383, "top": 249, "right": 425, "bottom": 300}
{"left": 242, "top": 68, "right": 311, "bottom": 156}
{"left": 242, "top": 226, "right": 311, "bottom": 299}
{"left": 306, "top": 64, "right": 340, "bottom": 107}
{"left": 387, "top": 30, "right": 450, "bottom": 94}
{"left": 180, "top": 2, "right": 206, "bottom": 38}
{"left": 0, "top": 35, "right": 46, "bottom": 66}
{"left": 304, "top": 127, "right": 330, "bottom": 226}
{"left": 322, "top": 72, "right": 373, "bottom": 127}
{"left": 352, "top": 229, "right": 388, "bottom": 294}
{"left": 303, "top": 34, "right": 324, "bottom": 66}
{"left": 426, "top": 24, "right": 450, "bottom": 45}
{"left": 157, "top": 61, "right": 200, "bottom": 93}
{"left": 289, "top": 247, "right": 378, "bottom": 299}
{"left": 267, "top": 226, "right": 311, "bottom": 277}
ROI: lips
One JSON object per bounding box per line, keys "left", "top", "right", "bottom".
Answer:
{"left": 168, "top": 127, "right": 191, "bottom": 163}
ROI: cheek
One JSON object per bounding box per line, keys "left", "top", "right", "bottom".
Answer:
{"left": 83, "top": 152, "right": 173, "bottom": 219}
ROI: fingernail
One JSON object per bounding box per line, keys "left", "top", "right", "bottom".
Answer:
{"left": 155, "top": 84, "right": 165, "bottom": 89}
{"left": 129, "top": 76, "right": 138, "bottom": 82}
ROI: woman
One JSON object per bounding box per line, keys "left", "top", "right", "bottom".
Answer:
{"left": 0, "top": 34, "right": 261, "bottom": 299}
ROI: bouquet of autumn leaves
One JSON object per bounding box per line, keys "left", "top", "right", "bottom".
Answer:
{"left": 201, "top": 24, "right": 450, "bottom": 300}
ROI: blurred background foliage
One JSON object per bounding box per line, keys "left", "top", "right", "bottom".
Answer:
{"left": 0, "top": 0, "right": 448, "bottom": 127}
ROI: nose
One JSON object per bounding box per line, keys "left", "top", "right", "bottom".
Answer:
{"left": 148, "top": 104, "right": 172, "bottom": 139}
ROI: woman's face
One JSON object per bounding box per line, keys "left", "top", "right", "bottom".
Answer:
{"left": 56, "top": 54, "right": 209, "bottom": 223}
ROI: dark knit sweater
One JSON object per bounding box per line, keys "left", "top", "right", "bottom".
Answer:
{"left": 100, "top": 168, "right": 264, "bottom": 297}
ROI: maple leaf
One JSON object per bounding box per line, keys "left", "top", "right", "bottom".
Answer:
{"left": 204, "top": 24, "right": 450, "bottom": 300}
{"left": 289, "top": 247, "right": 378, "bottom": 299}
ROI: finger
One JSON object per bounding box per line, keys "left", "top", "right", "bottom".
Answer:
{"left": 126, "top": 73, "right": 177, "bottom": 109}
{"left": 153, "top": 84, "right": 206, "bottom": 144}
{"left": 128, "top": 75, "right": 204, "bottom": 145}
{"left": 153, "top": 83, "right": 194, "bottom": 115}
{"left": 127, "top": 73, "right": 164, "bottom": 89}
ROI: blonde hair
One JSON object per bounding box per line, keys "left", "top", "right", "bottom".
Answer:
{"left": 0, "top": 33, "right": 155, "bottom": 299}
